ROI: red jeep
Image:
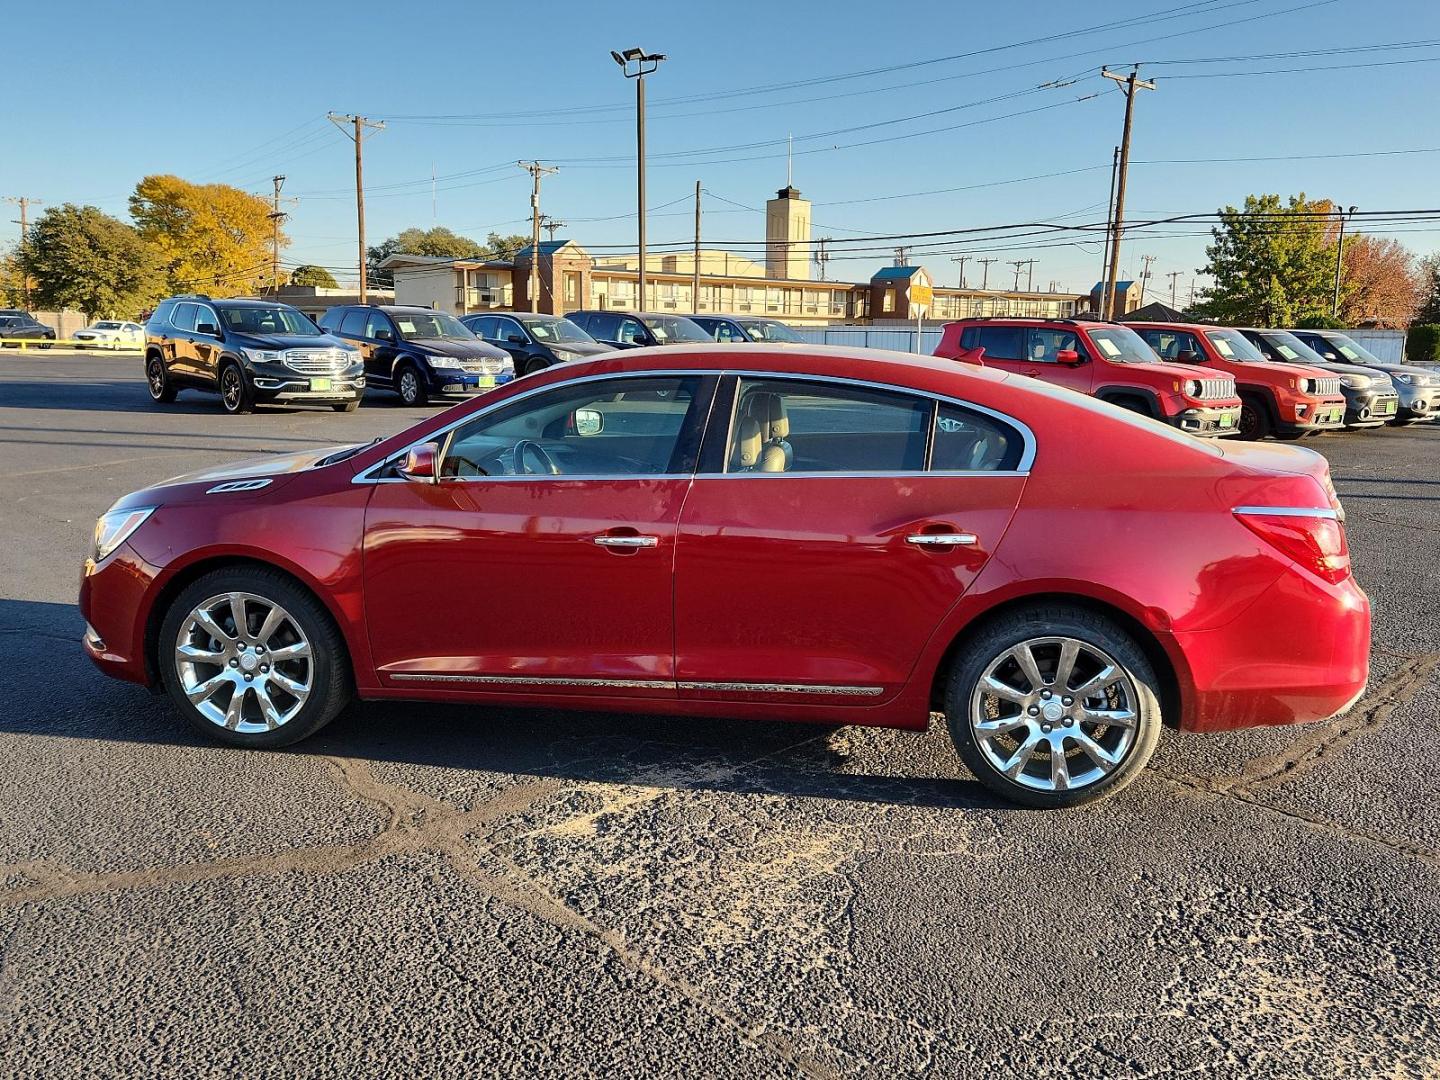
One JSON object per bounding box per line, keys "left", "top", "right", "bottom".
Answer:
{"left": 1128, "top": 323, "right": 1347, "bottom": 441}
{"left": 935, "top": 318, "right": 1243, "bottom": 437}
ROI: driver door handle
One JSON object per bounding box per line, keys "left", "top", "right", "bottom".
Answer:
{"left": 906, "top": 533, "right": 977, "bottom": 546}
{"left": 594, "top": 535, "right": 658, "bottom": 548}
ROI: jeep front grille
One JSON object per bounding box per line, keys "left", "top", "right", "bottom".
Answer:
{"left": 1311, "top": 376, "right": 1342, "bottom": 397}
{"left": 1197, "top": 378, "right": 1234, "bottom": 401}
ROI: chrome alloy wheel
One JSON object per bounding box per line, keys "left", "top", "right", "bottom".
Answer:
{"left": 174, "top": 592, "right": 313, "bottom": 733}
{"left": 147, "top": 359, "right": 165, "bottom": 398}
{"left": 969, "top": 636, "right": 1139, "bottom": 793}
{"left": 221, "top": 367, "right": 243, "bottom": 410}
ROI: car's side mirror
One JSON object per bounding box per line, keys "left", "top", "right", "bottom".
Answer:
{"left": 375, "top": 329, "right": 394, "bottom": 342}
{"left": 195, "top": 322, "right": 219, "bottom": 337}
{"left": 507, "top": 333, "right": 526, "bottom": 345}
{"left": 398, "top": 441, "right": 440, "bottom": 483}
{"left": 573, "top": 409, "right": 604, "bottom": 436}
{"left": 1056, "top": 349, "right": 1083, "bottom": 366}
{"left": 1176, "top": 350, "right": 1200, "bottom": 364}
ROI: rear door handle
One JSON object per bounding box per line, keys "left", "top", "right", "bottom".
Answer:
{"left": 906, "top": 533, "right": 977, "bottom": 546}
{"left": 594, "top": 535, "right": 658, "bottom": 548}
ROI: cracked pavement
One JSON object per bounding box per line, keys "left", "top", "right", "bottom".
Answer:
{"left": 2, "top": 353, "right": 1439, "bottom": 1077}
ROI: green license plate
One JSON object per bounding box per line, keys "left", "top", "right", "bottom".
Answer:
{"left": 1219, "top": 413, "right": 1234, "bottom": 428}
{"left": 1380, "top": 400, "right": 1396, "bottom": 414}
{"left": 475, "top": 375, "right": 496, "bottom": 388}
{"left": 310, "top": 377, "right": 332, "bottom": 392}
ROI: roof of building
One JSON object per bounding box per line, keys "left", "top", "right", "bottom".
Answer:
{"left": 1123, "top": 300, "right": 1188, "bottom": 323}
{"left": 1090, "top": 280, "right": 1136, "bottom": 292}
{"left": 872, "top": 265, "right": 924, "bottom": 281}
{"left": 515, "top": 240, "right": 579, "bottom": 258}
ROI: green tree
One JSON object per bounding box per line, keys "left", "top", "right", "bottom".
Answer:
{"left": 1191, "top": 194, "right": 1338, "bottom": 326}
{"left": 367, "top": 226, "right": 486, "bottom": 286}
{"left": 485, "top": 231, "right": 532, "bottom": 260}
{"left": 130, "top": 175, "right": 281, "bottom": 297}
{"left": 290, "top": 264, "right": 338, "bottom": 288}
{"left": 19, "top": 204, "right": 164, "bottom": 318}
{"left": 1416, "top": 253, "right": 1440, "bottom": 325}
{"left": 0, "top": 252, "right": 25, "bottom": 307}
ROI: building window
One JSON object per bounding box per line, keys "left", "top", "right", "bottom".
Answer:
{"left": 882, "top": 288, "right": 895, "bottom": 314}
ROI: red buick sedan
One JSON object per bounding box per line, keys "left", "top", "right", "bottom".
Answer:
{"left": 80, "top": 346, "right": 1370, "bottom": 807}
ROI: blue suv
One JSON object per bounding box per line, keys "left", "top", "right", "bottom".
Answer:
{"left": 320, "top": 304, "right": 514, "bottom": 406}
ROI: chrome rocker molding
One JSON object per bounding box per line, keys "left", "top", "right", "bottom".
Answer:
{"left": 386, "top": 672, "right": 884, "bottom": 696}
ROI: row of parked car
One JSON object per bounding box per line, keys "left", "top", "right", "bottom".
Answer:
{"left": 132, "top": 293, "right": 1433, "bottom": 445}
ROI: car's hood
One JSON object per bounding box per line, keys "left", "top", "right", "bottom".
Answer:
{"left": 1138, "top": 360, "right": 1234, "bottom": 383}
{"left": 1312, "top": 361, "right": 1396, "bottom": 387}
{"left": 549, "top": 341, "right": 614, "bottom": 358}
{"left": 406, "top": 337, "right": 508, "bottom": 359}
{"left": 112, "top": 445, "right": 361, "bottom": 510}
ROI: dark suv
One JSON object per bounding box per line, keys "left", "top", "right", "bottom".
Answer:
{"left": 144, "top": 296, "right": 364, "bottom": 414}
{"left": 461, "top": 312, "right": 613, "bottom": 377}
{"left": 321, "top": 305, "right": 514, "bottom": 405}
{"left": 565, "top": 310, "right": 712, "bottom": 349}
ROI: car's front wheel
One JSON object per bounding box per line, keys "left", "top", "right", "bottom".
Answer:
{"left": 944, "top": 606, "right": 1163, "bottom": 808}
{"left": 396, "top": 362, "right": 428, "bottom": 406}
{"left": 158, "top": 567, "right": 352, "bottom": 748}
{"left": 1236, "top": 395, "right": 1272, "bottom": 440}
{"left": 146, "top": 356, "right": 177, "bottom": 403}
{"left": 219, "top": 362, "right": 256, "bottom": 414}
{"left": 523, "top": 355, "right": 552, "bottom": 377}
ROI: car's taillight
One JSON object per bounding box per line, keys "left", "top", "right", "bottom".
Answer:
{"left": 1235, "top": 510, "right": 1350, "bottom": 584}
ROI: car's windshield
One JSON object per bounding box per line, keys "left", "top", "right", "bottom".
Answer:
{"left": 641, "top": 315, "right": 711, "bottom": 343}
{"left": 393, "top": 311, "right": 474, "bottom": 340}
{"left": 1324, "top": 333, "right": 1383, "bottom": 364}
{"left": 1259, "top": 331, "right": 1326, "bottom": 364}
{"left": 218, "top": 305, "right": 319, "bottom": 335}
{"left": 741, "top": 320, "right": 803, "bottom": 343}
{"left": 93, "top": 322, "right": 122, "bottom": 329}
{"left": 1085, "top": 326, "right": 1157, "bottom": 363}
{"left": 1204, "top": 329, "right": 1266, "bottom": 362}
{"left": 522, "top": 317, "right": 593, "bottom": 344}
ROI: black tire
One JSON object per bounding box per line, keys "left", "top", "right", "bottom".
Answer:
{"left": 943, "top": 605, "right": 1163, "bottom": 809}
{"left": 1105, "top": 395, "right": 1156, "bottom": 420}
{"left": 146, "top": 355, "right": 177, "bottom": 403}
{"left": 158, "top": 566, "right": 353, "bottom": 749}
{"left": 331, "top": 400, "right": 361, "bottom": 413}
{"left": 523, "top": 355, "right": 552, "bottom": 377}
{"left": 219, "top": 361, "right": 255, "bottom": 414}
{"left": 1237, "top": 394, "right": 1272, "bottom": 440}
{"left": 396, "top": 362, "right": 428, "bottom": 406}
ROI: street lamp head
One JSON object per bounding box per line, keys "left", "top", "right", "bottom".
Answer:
{"left": 610, "top": 50, "right": 626, "bottom": 66}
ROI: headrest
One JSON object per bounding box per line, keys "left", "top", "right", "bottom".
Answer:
{"left": 747, "top": 392, "right": 789, "bottom": 440}
{"left": 734, "top": 415, "right": 762, "bottom": 468}
{"left": 759, "top": 443, "right": 788, "bottom": 472}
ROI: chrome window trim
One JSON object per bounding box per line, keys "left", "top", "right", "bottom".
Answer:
{"left": 1232, "top": 505, "right": 1340, "bottom": 520}
{"left": 352, "top": 368, "right": 1036, "bottom": 484}
{"left": 386, "top": 672, "right": 883, "bottom": 696}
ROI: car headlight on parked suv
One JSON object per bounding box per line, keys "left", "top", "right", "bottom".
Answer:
{"left": 427, "top": 355, "right": 463, "bottom": 369}
{"left": 1183, "top": 379, "right": 1202, "bottom": 398}
{"left": 1340, "top": 375, "right": 1369, "bottom": 389}
{"left": 242, "top": 348, "right": 282, "bottom": 364}
{"left": 92, "top": 505, "right": 156, "bottom": 562}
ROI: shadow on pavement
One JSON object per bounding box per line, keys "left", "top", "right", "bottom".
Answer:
{"left": 0, "top": 597, "right": 997, "bottom": 812}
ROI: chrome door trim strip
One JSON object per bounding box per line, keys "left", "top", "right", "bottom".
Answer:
{"left": 351, "top": 367, "right": 1036, "bottom": 483}
{"left": 387, "top": 673, "right": 674, "bottom": 689}
{"left": 1232, "top": 505, "right": 1340, "bottom": 519}
{"left": 384, "top": 672, "right": 885, "bottom": 697}
{"left": 678, "top": 680, "right": 885, "bottom": 697}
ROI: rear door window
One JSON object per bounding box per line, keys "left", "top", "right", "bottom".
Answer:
{"left": 973, "top": 326, "right": 1025, "bottom": 361}
{"left": 170, "top": 303, "right": 198, "bottom": 332}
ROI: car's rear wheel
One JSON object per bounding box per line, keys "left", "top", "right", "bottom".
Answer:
{"left": 1237, "top": 395, "right": 1271, "bottom": 440}
{"left": 220, "top": 362, "right": 255, "bottom": 414}
{"left": 146, "top": 356, "right": 177, "bottom": 403}
{"left": 397, "top": 363, "right": 428, "bottom": 406}
{"left": 944, "top": 606, "right": 1163, "bottom": 808}
{"left": 158, "top": 567, "right": 352, "bottom": 748}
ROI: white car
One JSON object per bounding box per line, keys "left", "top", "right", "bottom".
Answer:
{"left": 73, "top": 321, "right": 144, "bottom": 349}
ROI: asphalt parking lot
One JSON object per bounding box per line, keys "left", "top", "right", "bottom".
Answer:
{"left": 3, "top": 350, "right": 1439, "bottom": 1077}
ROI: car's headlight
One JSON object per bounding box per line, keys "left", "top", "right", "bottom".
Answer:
{"left": 1340, "top": 375, "right": 1368, "bottom": 389}
{"left": 242, "top": 348, "right": 282, "bottom": 364}
{"left": 92, "top": 506, "right": 156, "bottom": 562}
{"left": 1393, "top": 372, "right": 1412, "bottom": 384}
{"left": 427, "top": 355, "right": 462, "bottom": 369}
{"left": 1183, "top": 379, "right": 1202, "bottom": 398}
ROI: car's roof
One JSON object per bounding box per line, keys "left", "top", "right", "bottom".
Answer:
{"left": 209, "top": 297, "right": 296, "bottom": 309}
{"left": 1124, "top": 321, "right": 1223, "bottom": 330}
{"left": 570, "top": 309, "right": 701, "bottom": 320}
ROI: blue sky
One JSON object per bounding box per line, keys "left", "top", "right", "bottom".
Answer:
{"left": 8, "top": 0, "right": 1440, "bottom": 297}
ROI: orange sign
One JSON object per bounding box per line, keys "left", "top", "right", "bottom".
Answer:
{"left": 910, "top": 283, "right": 934, "bottom": 308}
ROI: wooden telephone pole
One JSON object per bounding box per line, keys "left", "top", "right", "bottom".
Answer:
{"left": 692, "top": 180, "right": 702, "bottom": 313}
{"left": 977, "top": 257, "right": 998, "bottom": 289}
{"left": 5, "top": 196, "right": 42, "bottom": 308}
{"left": 267, "top": 177, "right": 298, "bottom": 291}
{"left": 1100, "top": 67, "right": 1156, "bottom": 320}
{"left": 518, "top": 161, "right": 559, "bottom": 313}
{"left": 327, "top": 114, "right": 385, "bottom": 301}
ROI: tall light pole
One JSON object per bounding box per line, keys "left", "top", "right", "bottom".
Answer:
{"left": 612, "top": 47, "right": 666, "bottom": 312}
{"left": 1332, "top": 203, "right": 1356, "bottom": 318}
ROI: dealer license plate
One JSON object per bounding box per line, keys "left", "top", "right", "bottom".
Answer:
{"left": 1219, "top": 413, "right": 1234, "bottom": 428}
{"left": 310, "top": 378, "right": 332, "bottom": 392}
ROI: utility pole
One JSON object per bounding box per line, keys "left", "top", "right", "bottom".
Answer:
{"left": 977, "top": 257, "right": 998, "bottom": 290}
{"left": 4, "top": 196, "right": 42, "bottom": 308}
{"left": 894, "top": 246, "right": 910, "bottom": 267}
{"left": 518, "top": 161, "right": 559, "bottom": 313}
{"left": 1098, "top": 146, "right": 1119, "bottom": 312}
{"left": 267, "top": 176, "right": 300, "bottom": 292}
{"left": 814, "top": 237, "right": 831, "bottom": 281}
{"left": 1008, "top": 260, "right": 1026, "bottom": 291}
{"left": 1021, "top": 259, "right": 1037, "bottom": 292}
{"left": 1137, "top": 253, "right": 1156, "bottom": 306}
{"left": 539, "top": 215, "right": 567, "bottom": 242}
{"left": 1166, "top": 270, "right": 1182, "bottom": 307}
{"left": 1100, "top": 67, "right": 1156, "bottom": 320}
{"left": 1332, "top": 203, "right": 1357, "bottom": 318}
{"left": 951, "top": 255, "right": 969, "bottom": 289}
{"left": 692, "top": 180, "right": 702, "bottom": 313}
{"left": 327, "top": 113, "right": 385, "bottom": 301}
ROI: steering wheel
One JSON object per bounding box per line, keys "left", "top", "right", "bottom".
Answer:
{"left": 512, "top": 440, "right": 560, "bottom": 476}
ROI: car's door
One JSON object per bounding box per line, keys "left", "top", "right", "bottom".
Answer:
{"left": 490, "top": 315, "right": 529, "bottom": 364}
{"left": 191, "top": 303, "right": 224, "bottom": 384}
{"left": 361, "top": 310, "right": 401, "bottom": 385}
{"left": 361, "top": 372, "right": 717, "bottom": 696}
{"left": 167, "top": 302, "right": 200, "bottom": 381}
{"left": 673, "top": 375, "right": 1029, "bottom": 705}
{"left": 1026, "top": 327, "right": 1095, "bottom": 394}
{"left": 961, "top": 325, "right": 1027, "bottom": 376}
